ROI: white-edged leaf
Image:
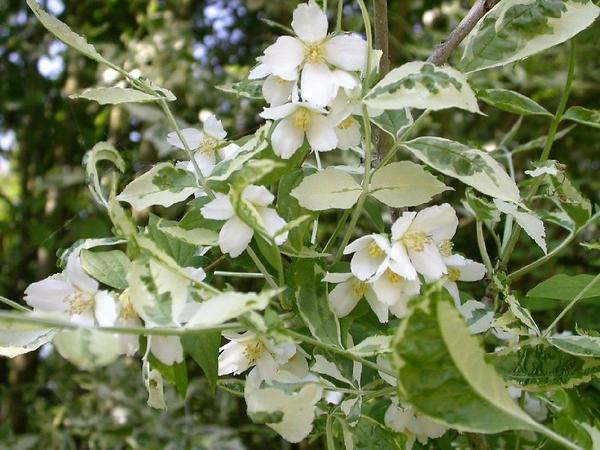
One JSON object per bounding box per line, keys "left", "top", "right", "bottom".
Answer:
{"left": 506, "top": 295, "right": 540, "bottom": 336}
{"left": 402, "top": 137, "right": 521, "bottom": 203}
{"left": 365, "top": 61, "right": 480, "bottom": 113}
{"left": 290, "top": 167, "right": 361, "bottom": 211}
{"left": 116, "top": 163, "right": 198, "bottom": 210}
{"left": 562, "top": 106, "right": 600, "bottom": 129}
{"left": 157, "top": 222, "right": 218, "bottom": 247}
{"left": 83, "top": 141, "right": 125, "bottom": 207}
{"left": 459, "top": 0, "right": 600, "bottom": 72}
{"left": 494, "top": 200, "right": 547, "bottom": 254}
{"left": 312, "top": 355, "right": 354, "bottom": 386}
{"left": 54, "top": 329, "right": 121, "bottom": 370}
{"left": 370, "top": 109, "right": 413, "bottom": 140}
{"left": 549, "top": 335, "right": 600, "bottom": 358}
{"left": 71, "top": 87, "right": 163, "bottom": 105}
{"left": 80, "top": 249, "right": 130, "bottom": 290}
{"left": 348, "top": 335, "right": 393, "bottom": 356}
{"left": 369, "top": 161, "right": 450, "bottom": 208}
{"left": 0, "top": 323, "right": 56, "bottom": 358}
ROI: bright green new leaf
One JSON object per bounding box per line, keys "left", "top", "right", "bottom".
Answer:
{"left": 393, "top": 289, "right": 535, "bottom": 433}
{"left": 80, "top": 249, "right": 130, "bottom": 290}
{"left": 402, "top": 137, "right": 521, "bottom": 203}
{"left": 369, "top": 161, "right": 450, "bottom": 208}
{"left": 365, "top": 61, "right": 480, "bottom": 113}
{"left": 291, "top": 167, "right": 361, "bottom": 211}
{"left": 459, "top": 0, "right": 600, "bottom": 72}
{"left": 477, "top": 89, "right": 551, "bottom": 116}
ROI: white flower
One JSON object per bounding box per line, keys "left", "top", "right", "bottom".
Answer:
{"left": 251, "top": 59, "right": 298, "bottom": 106}
{"left": 260, "top": 102, "right": 337, "bottom": 159}
{"left": 201, "top": 184, "right": 288, "bottom": 257}
{"left": 343, "top": 234, "right": 392, "bottom": 282}
{"left": 324, "top": 272, "right": 420, "bottom": 323}
{"left": 442, "top": 254, "right": 486, "bottom": 303}
{"left": 252, "top": 2, "right": 366, "bottom": 108}
{"left": 218, "top": 331, "right": 306, "bottom": 381}
{"left": 328, "top": 92, "right": 363, "bottom": 151}
{"left": 390, "top": 204, "right": 458, "bottom": 281}
{"left": 149, "top": 335, "right": 184, "bottom": 366}
{"left": 384, "top": 401, "right": 446, "bottom": 449}
{"left": 24, "top": 254, "right": 118, "bottom": 327}
{"left": 168, "top": 115, "right": 240, "bottom": 177}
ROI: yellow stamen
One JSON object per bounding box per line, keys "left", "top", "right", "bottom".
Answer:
{"left": 65, "top": 291, "right": 94, "bottom": 316}
{"left": 199, "top": 136, "right": 218, "bottom": 154}
{"left": 447, "top": 267, "right": 461, "bottom": 282}
{"left": 402, "top": 232, "right": 431, "bottom": 252}
{"left": 439, "top": 239, "right": 454, "bottom": 257}
{"left": 292, "top": 108, "right": 312, "bottom": 131}
{"left": 305, "top": 42, "right": 325, "bottom": 63}
{"left": 351, "top": 280, "right": 368, "bottom": 298}
{"left": 386, "top": 270, "right": 401, "bottom": 283}
{"left": 119, "top": 291, "right": 137, "bottom": 321}
{"left": 338, "top": 116, "right": 354, "bottom": 130}
{"left": 243, "top": 340, "right": 264, "bottom": 364}
{"left": 275, "top": 76, "right": 288, "bottom": 84}
{"left": 368, "top": 241, "right": 385, "bottom": 259}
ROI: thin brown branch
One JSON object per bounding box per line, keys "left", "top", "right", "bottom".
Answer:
{"left": 427, "top": 0, "right": 496, "bottom": 66}
{"left": 373, "top": 0, "right": 390, "bottom": 76}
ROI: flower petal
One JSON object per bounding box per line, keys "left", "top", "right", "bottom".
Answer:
{"left": 306, "top": 114, "right": 337, "bottom": 152}
{"left": 218, "top": 143, "right": 241, "bottom": 161}
{"left": 336, "top": 118, "right": 361, "bottom": 150}
{"left": 365, "top": 288, "right": 388, "bottom": 323}
{"left": 271, "top": 117, "right": 305, "bottom": 159}
{"left": 324, "top": 34, "right": 367, "bottom": 71}
{"left": 291, "top": 2, "right": 328, "bottom": 43}
{"left": 301, "top": 62, "right": 337, "bottom": 108}
{"left": 328, "top": 281, "right": 361, "bottom": 317}
{"left": 94, "top": 291, "right": 118, "bottom": 326}
{"left": 201, "top": 193, "right": 234, "bottom": 220}
{"left": 243, "top": 185, "right": 274, "bottom": 207}
{"left": 260, "top": 102, "right": 299, "bottom": 120}
{"left": 150, "top": 336, "right": 184, "bottom": 366}
{"left": 263, "top": 36, "right": 305, "bottom": 75}
{"left": 219, "top": 217, "right": 254, "bottom": 257}
{"left": 66, "top": 255, "right": 98, "bottom": 294}
{"left": 203, "top": 115, "right": 227, "bottom": 140}
{"left": 263, "top": 75, "right": 295, "bottom": 106}
{"left": 391, "top": 211, "right": 417, "bottom": 240}
{"left": 219, "top": 340, "right": 252, "bottom": 375}
{"left": 24, "top": 277, "right": 72, "bottom": 313}
{"left": 167, "top": 127, "right": 204, "bottom": 150}
{"left": 249, "top": 61, "right": 271, "bottom": 80}
{"left": 351, "top": 247, "right": 386, "bottom": 281}
{"left": 409, "top": 243, "right": 447, "bottom": 281}
{"left": 258, "top": 208, "right": 288, "bottom": 245}
{"left": 412, "top": 203, "right": 458, "bottom": 243}
{"left": 389, "top": 243, "right": 418, "bottom": 280}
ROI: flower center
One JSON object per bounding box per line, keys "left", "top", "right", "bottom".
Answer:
{"left": 292, "top": 108, "right": 312, "bottom": 131}
{"left": 243, "top": 340, "right": 264, "bottom": 364}
{"left": 305, "top": 42, "right": 325, "bottom": 64}
{"left": 402, "top": 232, "right": 431, "bottom": 252}
{"left": 447, "top": 267, "right": 461, "bottom": 282}
{"left": 385, "top": 270, "right": 402, "bottom": 283}
{"left": 351, "top": 279, "right": 368, "bottom": 298}
{"left": 65, "top": 291, "right": 95, "bottom": 316}
{"left": 368, "top": 241, "right": 385, "bottom": 259}
{"left": 275, "top": 76, "right": 288, "bottom": 84}
{"left": 199, "top": 136, "right": 218, "bottom": 154}
{"left": 439, "top": 239, "right": 453, "bottom": 257}
{"left": 119, "top": 291, "right": 137, "bottom": 321}
{"left": 338, "top": 116, "right": 354, "bottom": 130}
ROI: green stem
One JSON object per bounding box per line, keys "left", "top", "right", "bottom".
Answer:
{"left": 542, "top": 273, "right": 600, "bottom": 337}
{"left": 529, "top": 420, "right": 584, "bottom": 450}
{"left": 336, "top": 0, "right": 344, "bottom": 31}
{"left": 213, "top": 271, "right": 265, "bottom": 279}
{"left": 284, "top": 329, "right": 396, "bottom": 377}
{"left": 356, "top": 0, "right": 373, "bottom": 92}
{"left": 0, "top": 311, "right": 242, "bottom": 336}
{"left": 378, "top": 109, "right": 432, "bottom": 168}
{"left": 0, "top": 296, "right": 31, "bottom": 312}
{"left": 323, "top": 208, "right": 352, "bottom": 254}
{"left": 476, "top": 221, "right": 493, "bottom": 276}
{"left": 247, "top": 246, "right": 279, "bottom": 291}
{"left": 500, "top": 40, "right": 576, "bottom": 270}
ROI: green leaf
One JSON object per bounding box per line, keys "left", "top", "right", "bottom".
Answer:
{"left": 494, "top": 200, "right": 547, "bottom": 254}
{"left": 506, "top": 295, "right": 540, "bottom": 335}
{"left": 369, "top": 161, "right": 450, "bottom": 208}
{"left": 157, "top": 220, "right": 218, "bottom": 247}
{"left": 216, "top": 79, "right": 263, "bottom": 100}
{"left": 393, "top": 288, "right": 535, "bottom": 433}
{"left": 71, "top": 87, "right": 165, "bottom": 105}
{"left": 365, "top": 61, "right": 480, "bottom": 113}
{"left": 370, "top": 109, "right": 413, "bottom": 140}
{"left": 255, "top": 235, "right": 283, "bottom": 274}
{"left": 83, "top": 141, "right": 125, "bottom": 207}
{"left": 80, "top": 249, "right": 130, "bottom": 290}
{"left": 477, "top": 89, "right": 551, "bottom": 116}
{"left": 0, "top": 323, "right": 56, "bottom": 358}
{"left": 549, "top": 335, "right": 600, "bottom": 358}
{"left": 54, "top": 329, "right": 121, "bottom": 370}
{"left": 181, "top": 332, "right": 221, "bottom": 393}
{"left": 276, "top": 169, "right": 313, "bottom": 250}
{"left": 462, "top": 188, "right": 501, "bottom": 223}
{"left": 116, "top": 163, "right": 198, "bottom": 210}
{"left": 291, "top": 259, "right": 342, "bottom": 348}
{"left": 548, "top": 170, "right": 592, "bottom": 228}
{"left": 492, "top": 341, "right": 600, "bottom": 389}
{"left": 402, "top": 137, "right": 521, "bottom": 203}
{"left": 527, "top": 274, "right": 600, "bottom": 301}
{"left": 459, "top": 0, "right": 600, "bottom": 72}
{"left": 562, "top": 106, "right": 600, "bottom": 129}
{"left": 291, "top": 167, "right": 362, "bottom": 211}
{"left": 147, "top": 215, "right": 197, "bottom": 267}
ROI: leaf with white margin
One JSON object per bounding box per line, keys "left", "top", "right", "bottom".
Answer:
{"left": 562, "top": 106, "right": 600, "bottom": 129}
{"left": 71, "top": 87, "right": 166, "bottom": 105}
{"left": 348, "top": 335, "right": 393, "bottom": 356}
{"left": 291, "top": 167, "right": 361, "bottom": 211}
{"left": 143, "top": 360, "right": 167, "bottom": 409}
{"left": 457, "top": 300, "right": 495, "bottom": 334}
{"left": 117, "top": 163, "right": 198, "bottom": 210}
{"left": 580, "top": 423, "right": 600, "bottom": 449}
{"left": 311, "top": 355, "right": 354, "bottom": 386}
{"left": 157, "top": 222, "right": 218, "bottom": 247}
{"left": 0, "top": 323, "right": 56, "bottom": 358}
{"left": 477, "top": 89, "right": 551, "bottom": 117}
{"left": 549, "top": 335, "right": 600, "bottom": 358}
{"left": 393, "top": 289, "right": 537, "bottom": 433}
{"left": 245, "top": 371, "right": 323, "bottom": 443}
{"left": 83, "top": 141, "right": 125, "bottom": 208}
{"left": 524, "top": 160, "right": 559, "bottom": 178}
{"left": 494, "top": 200, "right": 547, "bottom": 254}
{"left": 403, "top": 137, "right": 521, "bottom": 203}
{"left": 506, "top": 295, "right": 540, "bottom": 336}
{"left": 185, "top": 291, "right": 276, "bottom": 328}
{"left": 370, "top": 161, "right": 451, "bottom": 208}
{"left": 364, "top": 61, "right": 480, "bottom": 113}
{"left": 54, "top": 329, "right": 121, "bottom": 370}
{"left": 459, "top": 0, "right": 600, "bottom": 73}
{"left": 80, "top": 249, "right": 130, "bottom": 290}
{"left": 370, "top": 108, "right": 413, "bottom": 140}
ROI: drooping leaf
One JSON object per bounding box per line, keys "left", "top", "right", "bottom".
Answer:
{"left": 477, "top": 89, "right": 551, "bottom": 116}
{"left": 291, "top": 167, "right": 362, "bottom": 211}
{"left": 549, "top": 335, "right": 600, "bottom": 358}
{"left": 562, "top": 106, "right": 600, "bottom": 129}
{"left": 393, "top": 288, "right": 536, "bottom": 433}
{"left": 548, "top": 171, "right": 592, "bottom": 229}
{"left": 80, "top": 249, "right": 130, "bottom": 290}
{"left": 370, "top": 109, "right": 413, "bottom": 140}
{"left": 402, "top": 137, "right": 520, "bottom": 203}
{"left": 0, "top": 323, "right": 56, "bottom": 358}
{"left": 365, "top": 62, "right": 480, "bottom": 113}
{"left": 506, "top": 295, "right": 540, "bottom": 336}
{"left": 459, "top": 0, "right": 600, "bottom": 72}
{"left": 71, "top": 87, "right": 166, "bottom": 105}
{"left": 83, "top": 141, "right": 125, "bottom": 207}
{"left": 181, "top": 332, "right": 221, "bottom": 393}
{"left": 216, "top": 79, "right": 263, "bottom": 100}
{"left": 494, "top": 200, "right": 547, "bottom": 254}
{"left": 369, "top": 161, "right": 450, "bottom": 208}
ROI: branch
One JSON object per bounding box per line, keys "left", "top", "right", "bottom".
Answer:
{"left": 373, "top": 0, "right": 390, "bottom": 76}
{"left": 427, "top": 0, "right": 496, "bottom": 66}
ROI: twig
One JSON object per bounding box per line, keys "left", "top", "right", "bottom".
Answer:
{"left": 373, "top": 0, "right": 390, "bottom": 76}
{"left": 427, "top": 0, "right": 496, "bottom": 66}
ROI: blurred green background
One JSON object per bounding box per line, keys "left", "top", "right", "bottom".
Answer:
{"left": 0, "top": 0, "right": 598, "bottom": 448}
